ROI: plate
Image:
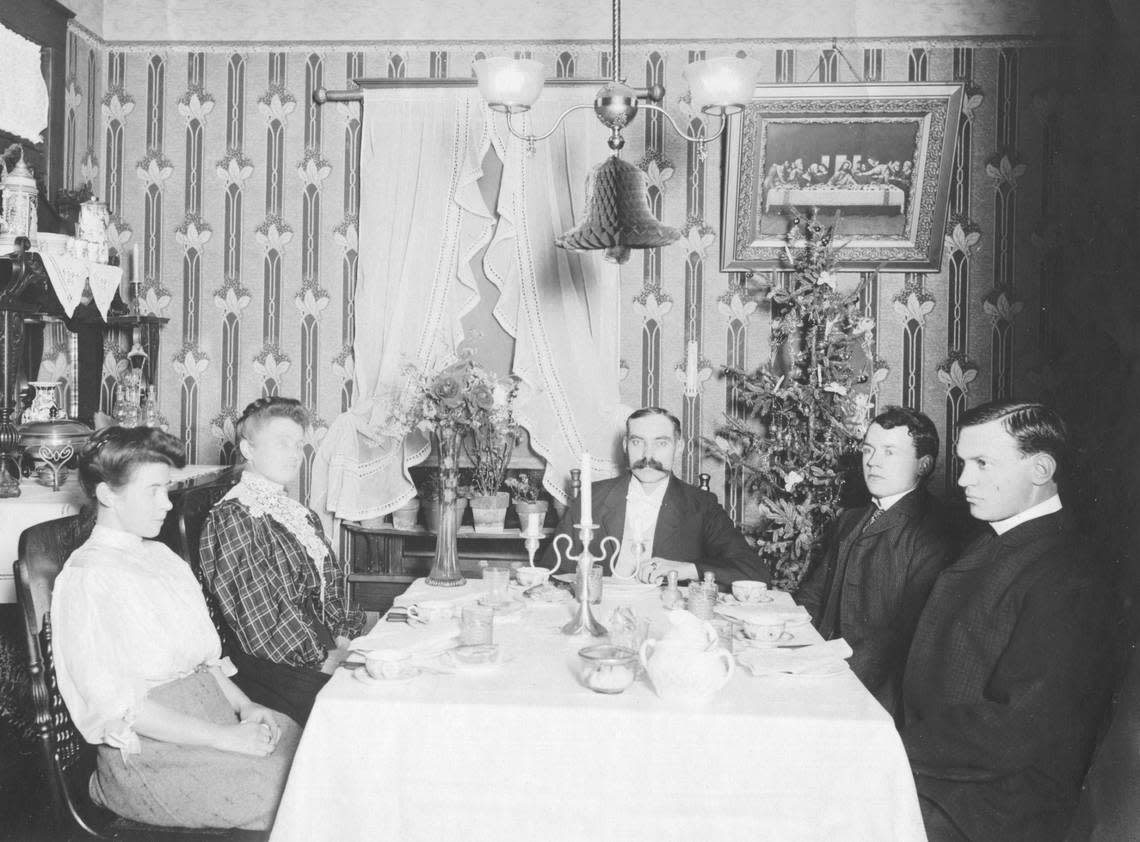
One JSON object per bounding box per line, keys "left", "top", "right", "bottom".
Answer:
{"left": 553, "top": 573, "right": 660, "bottom": 593}
{"left": 478, "top": 596, "right": 524, "bottom": 615}
{"left": 352, "top": 665, "right": 421, "bottom": 685}
{"left": 436, "top": 645, "right": 510, "bottom": 672}
{"left": 522, "top": 584, "right": 572, "bottom": 605}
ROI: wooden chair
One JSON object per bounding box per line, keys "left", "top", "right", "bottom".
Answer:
{"left": 14, "top": 512, "right": 266, "bottom": 841}
{"left": 171, "top": 473, "right": 241, "bottom": 650}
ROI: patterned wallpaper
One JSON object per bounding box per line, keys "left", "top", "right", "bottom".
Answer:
{"left": 61, "top": 27, "right": 1066, "bottom": 516}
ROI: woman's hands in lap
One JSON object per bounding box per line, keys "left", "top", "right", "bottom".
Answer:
{"left": 216, "top": 719, "right": 280, "bottom": 757}
{"left": 213, "top": 701, "right": 284, "bottom": 756}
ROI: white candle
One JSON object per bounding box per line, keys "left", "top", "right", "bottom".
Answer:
{"left": 685, "top": 340, "right": 699, "bottom": 394}
{"left": 579, "top": 451, "right": 592, "bottom": 527}
{"left": 132, "top": 243, "right": 142, "bottom": 282}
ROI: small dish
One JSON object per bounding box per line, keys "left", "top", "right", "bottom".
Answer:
{"left": 353, "top": 665, "right": 421, "bottom": 685}
{"left": 732, "top": 592, "right": 773, "bottom": 604}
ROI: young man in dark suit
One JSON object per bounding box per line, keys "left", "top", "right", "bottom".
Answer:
{"left": 797, "top": 406, "right": 953, "bottom": 720}
{"left": 902, "top": 401, "right": 1117, "bottom": 842}
{"left": 544, "top": 407, "right": 768, "bottom": 587}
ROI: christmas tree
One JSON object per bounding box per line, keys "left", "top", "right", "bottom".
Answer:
{"left": 715, "top": 210, "right": 876, "bottom": 589}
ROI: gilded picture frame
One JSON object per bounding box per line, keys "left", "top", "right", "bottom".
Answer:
{"left": 720, "top": 82, "right": 964, "bottom": 273}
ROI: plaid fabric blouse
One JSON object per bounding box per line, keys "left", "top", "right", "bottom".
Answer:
{"left": 199, "top": 483, "right": 363, "bottom": 669}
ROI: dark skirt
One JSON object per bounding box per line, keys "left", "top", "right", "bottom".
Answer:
{"left": 91, "top": 670, "right": 300, "bottom": 830}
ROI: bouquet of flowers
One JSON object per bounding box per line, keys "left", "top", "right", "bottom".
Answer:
{"left": 397, "top": 359, "right": 520, "bottom": 494}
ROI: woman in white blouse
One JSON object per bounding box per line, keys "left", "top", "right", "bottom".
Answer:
{"left": 51, "top": 426, "right": 300, "bottom": 830}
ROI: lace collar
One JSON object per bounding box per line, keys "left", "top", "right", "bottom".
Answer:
{"left": 225, "top": 471, "right": 330, "bottom": 604}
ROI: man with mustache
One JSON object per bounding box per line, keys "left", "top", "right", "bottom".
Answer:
{"left": 797, "top": 406, "right": 953, "bottom": 721}
{"left": 901, "top": 401, "right": 1117, "bottom": 842}
{"left": 545, "top": 407, "right": 768, "bottom": 587}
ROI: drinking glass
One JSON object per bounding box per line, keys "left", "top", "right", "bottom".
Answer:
{"left": 589, "top": 564, "right": 603, "bottom": 604}
{"left": 460, "top": 604, "right": 494, "bottom": 645}
{"left": 483, "top": 566, "right": 511, "bottom": 606}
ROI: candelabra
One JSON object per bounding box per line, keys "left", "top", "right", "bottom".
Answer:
{"left": 519, "top": 512, "right": 545, "bottom": 568}
{"left": 552, "top": 521, "right": 619, "bottom": 637}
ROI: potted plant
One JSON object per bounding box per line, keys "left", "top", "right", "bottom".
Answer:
{"left": 465, "top": 369, "right": 520, "bottom": 533}
{"left": 505, "top": 470, "right": 548, "bottom": 531}
{"left": 390, "top": 495, "right": 421, "bottom": 530}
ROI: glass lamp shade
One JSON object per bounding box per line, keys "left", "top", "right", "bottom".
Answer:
{"left": 684, "top": 57, "right": 761, "bottom": 115}
{"left": 473, "top": 57, "right": 546, "bottom": 114}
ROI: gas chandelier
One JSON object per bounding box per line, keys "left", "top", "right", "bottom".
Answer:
{"left": 472, "top": 0, "right": 759, "bottom": 263}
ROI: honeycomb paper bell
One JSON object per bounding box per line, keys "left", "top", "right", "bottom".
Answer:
{"left": 555, "top": 155, "right": 680, "bottom": 264}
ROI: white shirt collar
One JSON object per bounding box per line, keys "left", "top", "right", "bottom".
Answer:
{"left": 990, "top": 494, "right": 1063, "bottom": 536}
{"left": 90, "top": 524, "right": 144, "bottom": 547}
{"left": 627, "top": 475, "right": 669, "bottom": 505}
{"left": 873, "top": 485, "right": 918, "bottom": 512}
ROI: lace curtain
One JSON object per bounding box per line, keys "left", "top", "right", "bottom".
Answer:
{"left": 312, "top": 87, "right": 626, "bottom": 524}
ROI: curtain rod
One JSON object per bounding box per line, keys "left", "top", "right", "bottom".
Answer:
{"left": 314, "top": 77, "right": 647, "bottom": 104}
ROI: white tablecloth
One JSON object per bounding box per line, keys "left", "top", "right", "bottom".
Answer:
{"left": 0, "top": 464, "right": 228, "bottom": 602}
{"left": 270, "top": 583, "right": 926, "bottom": 842}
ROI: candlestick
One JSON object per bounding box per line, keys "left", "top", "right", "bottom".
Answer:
{"left": 684, "top": 340, "right": 699, "bottom": 396}
{"left": 579, "top": 451, "right": 593, "bottom": 527}
{"left": 551, "top": 523, "right": 619, "bottom": 637}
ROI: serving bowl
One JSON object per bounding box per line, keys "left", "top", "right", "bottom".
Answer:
{"left": 578, "top": 644, "right": 638, "bottom": 694}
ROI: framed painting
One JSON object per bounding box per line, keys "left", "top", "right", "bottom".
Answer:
{"left": 720, "top": 83, "right": 964, "bottom": 273}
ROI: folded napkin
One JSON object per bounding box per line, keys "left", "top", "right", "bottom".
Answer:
{"left": 348, "top": 621, "right": 460, "bottom": 657}
{"left": 714, "top": 601, "right": 812, "bottom": 625}
{"left": 391, "top": 578, "right": 493, "bottom": 610}
{"left": 735, "top": 639, "right": 853, "bottom": 677}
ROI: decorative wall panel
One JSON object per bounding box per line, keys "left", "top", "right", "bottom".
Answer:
{"left": 63, "top": 31, "right": 1068, "bottom": 511}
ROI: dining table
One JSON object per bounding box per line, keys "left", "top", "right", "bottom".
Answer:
{"left": 269, "top": 576, "right": 927, "bottom": 842}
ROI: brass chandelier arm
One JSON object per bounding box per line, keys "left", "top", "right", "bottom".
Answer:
{"left": 639, "top": 102, "right": 730, "bottom": 145}
{"left": 504, "top": 103, "right": 597, "bottom": 143}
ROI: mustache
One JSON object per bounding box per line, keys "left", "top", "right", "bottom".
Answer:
{"left": 631, "top": 457, "right": 667, "bottom": 471}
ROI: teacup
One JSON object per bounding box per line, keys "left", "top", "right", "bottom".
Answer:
{"left": 364, "top": 649, "right": 413, "bottom": 679}
{"left": 515, "top": 566, "right": 551, "bottom": 588}
{"left": 743, "top": 619, "right": 786, "bottom": 644}
{"left": 406, "top": 600, "right": 454, "bottom": 624}
{"left": 732, "top": 580, "right": 769, "bottom": 603}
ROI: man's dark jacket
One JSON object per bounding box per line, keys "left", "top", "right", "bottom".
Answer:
{"left": 542, "top": 473, "right": 769, "bottom": 586}
{"left": 901, "top": 509, "right": 1116, "bottom": 842}
{"left": 796, "top": 487, "right": 953, "bottom": 719}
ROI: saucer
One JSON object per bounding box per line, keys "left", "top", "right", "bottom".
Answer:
{"left": 479, "top": 596, "right": 524, "bottom": 615}
{"left": 731, "top": 593, "right": 774, "bottom": 604}
{"left": 737, "top": 629, "right": 794, "bottom": 647}
{"left": 353, "top": 665, "right": 421, "bottom": 685}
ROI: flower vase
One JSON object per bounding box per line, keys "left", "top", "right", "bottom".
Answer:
{"left": 426, "top": 425, "right": 465, "bottom": 587}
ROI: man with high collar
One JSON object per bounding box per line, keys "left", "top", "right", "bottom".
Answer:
{"left": 797, "top": 406, "right": 953, "bottom": 719}
{"left": 902, "top": 401, "right": 1116, "bottom": 842}
{"left": 544, "top": 407, "right": 768, "bottom": 588}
